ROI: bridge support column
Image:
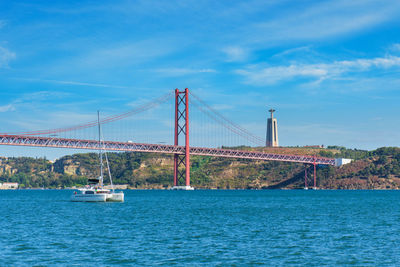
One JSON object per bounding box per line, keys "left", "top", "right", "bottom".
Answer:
{"left": 304, "top": 164, "right": 308, "bottom": 190}
{"left": 313, "top": 161, "right": 317, "bottom": 190}
{"left": 172, "top": 88, "right": 193, "bottom": 190}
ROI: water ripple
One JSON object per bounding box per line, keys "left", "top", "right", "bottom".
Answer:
{"left": 1, "top": 190, "right": 400, "bottom": 265}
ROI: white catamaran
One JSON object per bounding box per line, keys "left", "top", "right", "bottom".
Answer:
{"left": 71, "top": 112, "right": 124, "bottom": 202}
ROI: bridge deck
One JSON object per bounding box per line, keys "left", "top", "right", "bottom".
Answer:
{"left": 0, "top": 135, "right": 336, "bottom": 165}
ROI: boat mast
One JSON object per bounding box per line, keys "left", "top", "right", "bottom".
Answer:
{"left": 104, "top": 151, "right": 115, "bottom": 193}
{"left": 97, "top": 110, "right": 103, "bottom": 188}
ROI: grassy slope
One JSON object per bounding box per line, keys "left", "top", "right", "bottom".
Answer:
{"left": 1, "top": 147, "right": 400, "bottom": 189}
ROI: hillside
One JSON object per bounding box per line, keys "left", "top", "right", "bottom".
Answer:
{"left": 0, "top": 147, "right": 400, "bottom": 189}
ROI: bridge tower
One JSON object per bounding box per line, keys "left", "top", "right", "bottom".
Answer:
{"left": 172, "top": 88, "right": 194, "bottom": 190}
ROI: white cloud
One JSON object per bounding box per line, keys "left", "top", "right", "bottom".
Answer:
{"left": 339, "top": 57, "right": 400, "bottom": 69}
{"left": 236, "top": 56, "right": 400, "bottom": 85}
{"left": 7, "top": 111, "right": 95, "bottom": 132}
{"left": 18, "top": 78, "right": 130, "bottom": 89}
{"left": 222, "top": 46, "right": 248, "bottom": 62}
{"left": 248, "top": 1, "right": 398, "bottom": 45}
{"left": 76, "top": 39, "right": 180, "bottom": 69}
{"left": 0, "top": 104, "right": 15, "bottom": 112}
{"left": 272, "top": 46, "right": 313, "bottom": 58}
{"left": 0, "top": 46, "right": 16, "bottom": 68}
{"left": 16, "top": 91, "right": 71, "bottom": 103}
{"left": 0, "top": 91, "right": 72, "bottom": 115}
{"left": 154, "top": 68, "right": 216, "bottom": 76}
{"left": 229, "top": 0, "right": 400, "bottom": 49}
{"left": 390, "top": 43, "right": 400, "bottom": 52}
{"left": 236, "top": 65, "right": 326, "bottom": 85}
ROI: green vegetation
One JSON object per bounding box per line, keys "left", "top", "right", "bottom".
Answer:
{"left": 322, "top": 146, "right": 370, "bottom": 160}
{"left": 1, "top": 146, "right": 400, "bottom": 189}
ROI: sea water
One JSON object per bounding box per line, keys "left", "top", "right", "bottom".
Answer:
{"left": 1, "top": 190, "right": 400, "bottom": 266}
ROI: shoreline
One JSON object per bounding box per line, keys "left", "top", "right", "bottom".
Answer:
{"left": 4, "top": 187, "right": 400, "bottom": 191}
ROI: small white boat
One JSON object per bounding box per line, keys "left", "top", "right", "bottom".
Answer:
{"left": 71, "top": 111, "right": 124, "bottom": 202}
{"left": 71, "top": 188, "right": 125, "bottom": 202}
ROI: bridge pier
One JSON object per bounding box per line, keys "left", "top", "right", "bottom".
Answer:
{"left": 304, "top": 161, "right": 317, "bottom": 190}
{"left": 313, "top": 160, "right": 317, "bottom": 190}
{"left": 171, "top": 88, "right": 194, "bottom": 190}
{"left": 304, "top": 164, "right": 308, "bottom": 190}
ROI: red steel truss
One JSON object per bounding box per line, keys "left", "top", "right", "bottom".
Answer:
{"left": 0, "top": 134, "right": 336, "bottom": 165}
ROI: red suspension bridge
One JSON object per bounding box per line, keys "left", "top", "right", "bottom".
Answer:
{"left": 0, "top": 89, "right": 346, "bottom": 189}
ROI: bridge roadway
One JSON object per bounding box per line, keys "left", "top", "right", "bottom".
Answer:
{"left": 0, "top": 134, "right": 336, "bottom": 166}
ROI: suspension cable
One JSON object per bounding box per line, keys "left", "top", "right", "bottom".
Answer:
{"left": 1, "top": 91, "right": 174, "bottom": 136}
{"left": 189, "top": 91, "right": 264, "bottom": 146}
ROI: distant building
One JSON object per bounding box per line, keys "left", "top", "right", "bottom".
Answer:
{"left": 335, "top": 158, "right": 352, "bottom": 167}
{"left": 266, "top": 109, "right": 279, "bottom": 147}
{"left": 0, "top": 182, "right": 19, "bottom": 189}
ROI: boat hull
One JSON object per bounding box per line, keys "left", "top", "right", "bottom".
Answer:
{"left": 70, "top": 193, "right": 107, "bottom": 202}
{"left": 106, "top": 192, "right": 124, "bottom": 202}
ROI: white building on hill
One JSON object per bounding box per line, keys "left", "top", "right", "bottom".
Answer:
{"left": 0, "top": 182, "right": 19, "bottom": 189}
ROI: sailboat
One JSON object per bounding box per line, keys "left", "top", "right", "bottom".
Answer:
{"left": 70, "top": 112, "right": 124, "bottom": 202}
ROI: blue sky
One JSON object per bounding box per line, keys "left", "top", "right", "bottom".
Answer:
{"left": 1, "top": 0, "right": 400, "bottom": 158}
